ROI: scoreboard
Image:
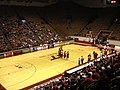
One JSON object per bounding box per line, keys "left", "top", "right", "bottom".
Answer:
{"left": 106, "top": 0, "right": 120, "bottom": 4}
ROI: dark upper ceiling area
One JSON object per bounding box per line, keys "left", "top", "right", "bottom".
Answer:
{"left": 0, "top": 0, "right": 120, "bottom": 8}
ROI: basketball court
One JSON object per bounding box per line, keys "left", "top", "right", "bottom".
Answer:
{"left": 0, "top": 44, "right": 100, "bottom": 90}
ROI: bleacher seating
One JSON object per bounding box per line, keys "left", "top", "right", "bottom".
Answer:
{"left": 36, "top": 2, "right": 95, "bottom": 37}
{"left": 80, "top": 8, "right": 118, "bottom": 37}
{"left": 27, "top": 50, "right": 120, "bottom": 90}
{"left": 0, "top": 3, "right": 120, "bottom": 90}
{"left": 0, "top": 6, "right": 62, "bottom": 52}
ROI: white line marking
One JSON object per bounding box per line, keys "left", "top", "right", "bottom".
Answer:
{"left": 29, "top": 52, "right": 59, "bottom": 64}
{"left": 10, "top": 61, "right": 33, "bottom": 74}
{"left": 37, "top": 60, "right": 74, "bottom": 73}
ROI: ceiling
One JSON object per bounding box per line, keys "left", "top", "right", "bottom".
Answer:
{"left": 0, "top": 0, "right": 120, "bottom": 8}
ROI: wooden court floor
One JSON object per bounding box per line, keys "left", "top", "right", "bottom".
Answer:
{"left": 0, "top": 44, "right": 100, "bottom": 90}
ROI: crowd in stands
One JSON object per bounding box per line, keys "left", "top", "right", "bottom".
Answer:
{"left": 35, "top": 2, "right": 120, "bottom": 40}
{"left": 29, "top": 49, "right": 120, "bottom": 90}
{"left": 0, "top": 16, "right": 62, "bottom": 53}
{"left": 0, "top": 4, "right": 120, "bottom": 90}
{"left": 0, "top": 31, "right": 7, "bottom": 52}
{"left": 0, "top": 4, "right": 120, "bottom": 53}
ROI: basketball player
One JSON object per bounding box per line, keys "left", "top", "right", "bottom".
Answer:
{"left": 64, "top": 51, "right": 66, "bottom": 59}
{"left": 81, "top": 56, "right": 84, "bottom": 64}
{"left": 78, "top": 58, "right": 81, "bottom": 65}
{"left": 66, "top": 51, "right": 69, "bottom": 59}
{"left": 93, "top": 51, "right": 98, "bottom": 60}
{"left": 88, "top": 54, "right": 91, "bottom": 62}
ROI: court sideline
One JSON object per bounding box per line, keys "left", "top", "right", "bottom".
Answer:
{"left": 0, "top": 44, "right": 100, "bottom": 90}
